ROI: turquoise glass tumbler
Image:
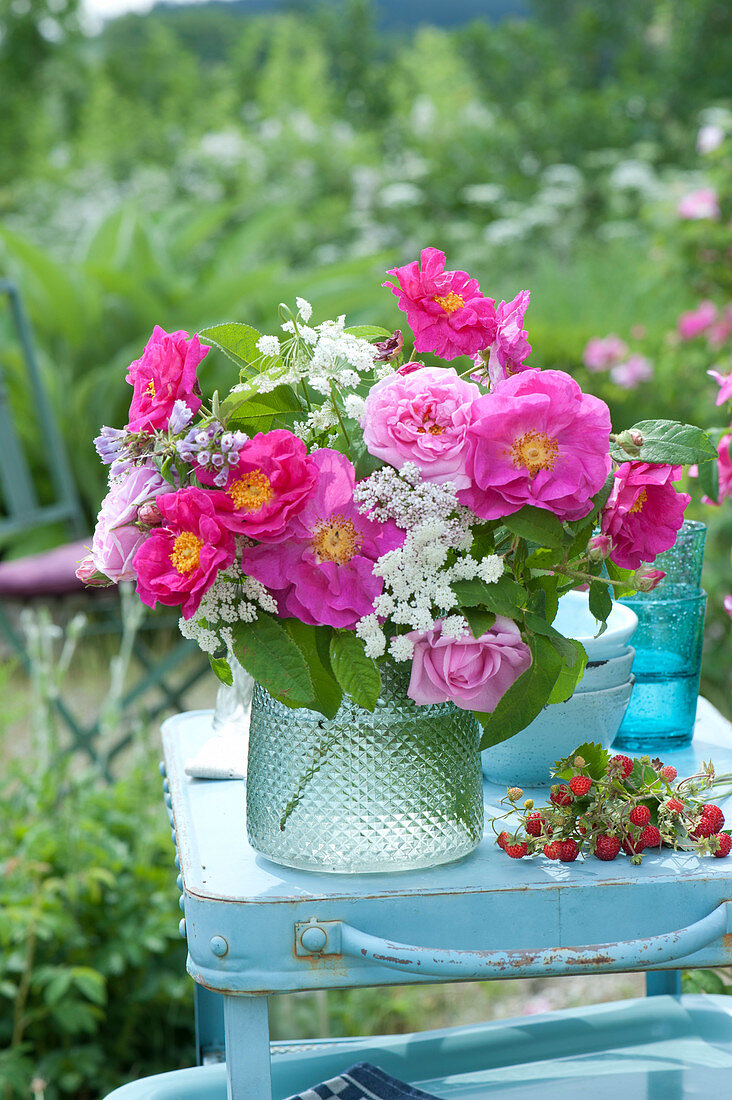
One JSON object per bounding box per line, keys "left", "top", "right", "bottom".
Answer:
{"left": 612, "top": 590, "right": 707, "bottom": 752}
{"left": 646, "top": 520, "right": 706, "bottom": 593}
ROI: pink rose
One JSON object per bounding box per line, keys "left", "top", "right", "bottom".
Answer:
{"left": 677, "top": 301, "right": 718, "bottom": 341}
{"left": 600, "top": 462, "right": 690, "bottom": 570}
{"left": 91, "top": 465, "right": 172, "bottom": 582}
{"left": 704, "top": 433, "right": 732, "bottom": 505}
{"left": 583, "top": 335, "right": 628, "bottom": 373}
{"left": 75, "top": 554, "right": 112, "bottom": 587}
{"left": 485, "top": 289, "right": 532, "bottom": 385}
{"left": 199, "top": 429, "right": 319, "bottom": 541}
{"left": 708, "top": 369, "right": 732, "bottom": 406}
{"left": 677, "top": 188, "right": 720, "bottom": 220}
{"left": 458, "top": 369, "right": 612, "bottom": 523}
{"left": 126, "top": 326, "right": 207, "bottom": 432}
{"left": 407, "top": 617, "right": 532, "bottom": 712}
{"left": 384, "top": 247, "right": 497, "bottom": 360}
{"left": 633, "top": 566, "right": 666, "bottom": 592}
{"left": 361, "top": 366, "right": 481, "bottom": 488}
{"left": 133, "top": 487, "right": 236, "bottom": 619}
{"left": 609, "top": 354, "right": 654, "bottom": 389}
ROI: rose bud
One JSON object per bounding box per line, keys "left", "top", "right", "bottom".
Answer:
{"left": 138, "top": 501, "right": 164, "bottom": 527}
{"left": 75, "top": 555, "right": 112, "bottom": 587}
{"left": 634, "top": 566, "right": 666, "bottom": 592}
{"left": 373, "top": 330, "right": 404, "bottom": 362}
{"left": 588, "top": 534, "right": 612, "bottom": 561}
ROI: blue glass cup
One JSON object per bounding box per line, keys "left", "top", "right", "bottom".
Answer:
{"left": 612, "top": 590, "right": 707, "bottom": 752}
{"left": 646, "top": 520, "right": 706, "bottom": 593}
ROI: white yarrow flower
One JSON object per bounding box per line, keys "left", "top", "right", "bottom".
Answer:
{"left": 296, "top": 297, "right": 313, "bottom": 322}
{"left": 256, "top": 334, "right": 281, "bottom": 357}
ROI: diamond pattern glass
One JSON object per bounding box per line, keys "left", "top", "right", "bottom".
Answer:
{"left": 246, "top": 661, "right": 484, "bottom": 873}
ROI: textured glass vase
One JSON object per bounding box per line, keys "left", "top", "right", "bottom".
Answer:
{"left": 246, "top": 661, "right": 484, "bottom": 873}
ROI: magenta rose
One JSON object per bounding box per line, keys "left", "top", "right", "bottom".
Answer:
{"left": 240, "top": 449, "right": 403, "bottom": 629}
{"left": 384, "top": 247, "right": 497, "bottom": 360}
{"left": 407, "top": 617, "right": 531, "bottom": 712}
{"left": 484, "top": 289, "right": 532, "bottom": 386}
{"left": 133, "top": 487, "right": 236, "bottom": 619}
{"left": 126, "top": 326, "right": 207, "bottom": 432}
{"left": 361, "top": 366, "right": 481, "bottom": 489}
{"left": 458, "top": 369, "right": 612, "bottom": 523}
{"left": 677, "top": 301, "right": 717, "bottom": 341}
{"left": 600, "top": 462, "right": 690, "bottom": 570}
{"left": 91, "top": 464, "right": 172, "bottom": 583}
{"left": 199, "top": 429, "right": 319, "bottom": 541}
{"left": 705, "top": 433, "right": 732, "bottom": 505}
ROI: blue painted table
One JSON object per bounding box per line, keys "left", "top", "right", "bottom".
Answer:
{"left": 157, "top": 699, "right": 732, "bottom": 1100}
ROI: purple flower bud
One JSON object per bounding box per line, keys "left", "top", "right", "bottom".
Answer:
{"left": 373, "top": 329, "right": 404, "bottom": 363}
{"left": 94, "top": 426, "right": 126, "bottom": 464}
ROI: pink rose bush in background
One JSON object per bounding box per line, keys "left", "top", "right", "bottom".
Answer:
{"left": 82, "top": 246, "right": 710, "bottom": 736}
{"left": 677, "top": 187, "right": 720, "bottom": 221}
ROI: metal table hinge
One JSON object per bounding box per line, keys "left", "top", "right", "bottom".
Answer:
{"left": 295, "top": 919, "right": 342, "bottom": 956}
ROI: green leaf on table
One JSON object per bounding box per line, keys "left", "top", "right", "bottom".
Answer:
{"left": 231, "top": 615, "right": 315, "bottom": 710}
{"left": 588, "top": 579, "right": 612, "bottom": 632}
{"left": 611, "top": 420, "right": 717, "bottom": 466}
{"left": 282, "top": 619, "right": 342, "bottom": 719}
{"left": 209, "top": 654, "right": 233, "bottom": 686}
{"left": 553, "top": 741, "right": 609, "bottom": 782}
{"left": 463, "top": 607, "right": 496, "bottom": 639}
{"left": 452, "top": 575, "right": 528, "bottom": 617}
{"left": 474, "top": 633, "right": 564, "bottom": 750}
{"left": 503, "top": 505, "right": 571, "bottom": 548}
{"left": 546, "top": 639, "right": 588, "bottom": 704}
{"left": 329, "top": 630, "right": 382, "bottom": 711}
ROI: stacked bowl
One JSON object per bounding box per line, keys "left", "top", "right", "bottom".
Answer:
{"left": 481, "top": 591, "right": 637, "bottom": 788}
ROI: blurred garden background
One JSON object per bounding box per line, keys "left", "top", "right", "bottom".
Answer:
{"left": 0, "top": 0, "right": 731, "bottom": 1095}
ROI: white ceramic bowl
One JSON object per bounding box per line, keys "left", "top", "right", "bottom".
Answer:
{"left": 554, "top": 590, "right": 638, "bottom": 660}
{"left": 575, "top": 646, "right": 635, "bottom": 693}
{"left": 481, "top": 677, "right": 635, "bottom": 788}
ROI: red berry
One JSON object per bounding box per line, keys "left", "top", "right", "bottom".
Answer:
{"left": 629, "top": 805, "right": 651, "bottom": 827}
{"left": 505, "top": 842, "right": 527, "bottom": 859}
{"left": 569, "top": 775, "right": 592, "bottom": 797}
{"left": 702, "top": 804, "right": 725, "bottom": 832}
{"left": 543, "top": 841, "right": 562, "bottom": 860}
{"left": 690, "top": 815, "right": 716, "bottom": 840}
{"left": 622, "top": 834, "right": 645, "bottom": 855}
{"left": 558, "top": 839, "right": 579, "bottom": 862}
{"left": 610, "top": 754, "right": 634, "bottom": 779}
{"left": 496, "top": 831, "right": 510, "bottom": 849}
{"left": 526, "top": 813, "right": 543, "bottom": 837}
{"left": 660, "top": 765, "right": 677, "bottom": 782}
{"left": 640, "top": 825, "right": 662, "bottom": 849}
{"left": 714, "top": 833, "right": 732, "bottom": 858}
{"left": 594, "top": 835, "right": 621, "bottom": 861}
{"left": 550, "top": 785, "right": 572, "bottom": 807}
{"left": 665, "top": 798, "right": 685, "bottom": 814}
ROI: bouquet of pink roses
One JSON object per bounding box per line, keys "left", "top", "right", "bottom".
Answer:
{"left": 81, "top": 248, "right": 715, "bottom": 749}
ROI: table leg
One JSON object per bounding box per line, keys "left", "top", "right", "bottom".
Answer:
{"left": 646, "top": 970, "right": 681, "bottom": 996}
{"left": 223, "top": 994, "right": 272, "bottom": 1100}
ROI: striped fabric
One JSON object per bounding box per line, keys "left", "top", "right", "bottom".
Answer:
{"left": 287, "top": 1061, "right": 439, "bottom": 1100}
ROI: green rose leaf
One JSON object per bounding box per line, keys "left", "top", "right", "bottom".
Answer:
{"left": 605, "top": 559, "right": 639, "bottom": 598}
{"left": 463, "top": 607, "right": 496, "bottom": 639}
{"left": 547, "top": 639, "right": 588, "bottom": 704}
{"left": 452, "top": 575, "right": 528, "bottom": 617}
{"left": 588, "top": 579, "right": 613, "bottom": 632}
{"left": 611, "top": 420, "right": 717, "bottom": 466}
{"left": 697, "top": 457, "right": 720, "bottom": 504}
{"left": 527, "top": 574, "right": 560, "bottom": 624}
{"left": 329, "top": 630, "right": 382, "bottom": 712}
{"left": 220, "top": 384, "right": 302, "bottom": 433}
{"left": 474, "top": 633, "right": 564, "bottom": 750}
{"left": 282, "top": 620, "right": 343, "bottom": 719}
{"left": 521, "top": 611, "right": 580, "bottom": 666}
{"left": 209, "top": 654, "right": 233, "bottom": 686}
{"left": 503, "top": 505, "right": 571, "bottom": 548}
{"left": 231, "top": 615, "right": 315, "bottom": 710}
{"left": 344, "top": 325, "right": 393, "bottom": 340}
{"left": 199, "top": 322, "right": 267, "bottom": 373}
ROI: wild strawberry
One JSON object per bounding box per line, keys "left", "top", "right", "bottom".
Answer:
{"left": 550, "top": 785, "right": 572, "bottom": 807}
{"left": 640, "top": 825, "right": 662, "bottom": 849}
{"left": 496, "top": 831, "right": 510, "bottom": 849}
{"left": 665, "top": 798, "right": 685, "bottom": 814}
{"left": 569, "top": 775, "right": 592, "bottom": 797}
{"left": 622, "top": 834, "right": 645, "bottom": 855}
{"left": 558, "top": 839, "right": 579, "bottom": 862}
{"left": 702, "top": 804, "right": 725, "bottom": 832}
{"left": 505, "top": 841, "right": 527, "bottom": 859}
{"left": 610, "top": 754, "right": 634, "bottom": 779}
{"left": 713, "top": 833, "right": 732, "bottom": 858}
{"left": 594, "top": 835, "right": 621, "bottom": 861}
{"left": 526, "top": 813, "right": 543, "bottom": 837}
{"left": 690, "top": 814, "right": 716, "bottom": 839}
{"left": 629, "top": 805, "right": 651, "bottom": 827}
{"left": 543, "top": 841, "right": 562, "bottom": 860}
{"left": 660, "top": 765, "right": 677, "bottom": 782}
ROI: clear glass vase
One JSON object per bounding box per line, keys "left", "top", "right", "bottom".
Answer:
{"left": 246, "top": 660, "right": 484, "bottom": 873}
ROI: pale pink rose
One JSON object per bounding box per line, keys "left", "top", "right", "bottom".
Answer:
{"left": 458, "top": 369, "right": 612, "bottom": 523}
{"left": 724, "top": 595, "right": 732, "bottom": 619}
{"left": 708, "top": 369, "right": 732, "bottom": 406}
{"left": 361, "top": 366, "right": 481, "bottom": 489}
{"left": 583, "top": 335, "right": 628, "bottom": 373}
{"left": 407, "top": 616, "right": 532, "bottom": 713}
{"left": 707, "top": 307, "right": 732, "bottom": 349}
{"left": 610, "top": 354, "right": 654, "bottom": 389}
{"left": 91, "top": 465, "right": 172, "bottom": 582}
{"left": 677, "top": 188, "right": 720, "bottom": 220}
{"left": 600, "top": 463, "right": 690, "bottom": 570}
{"left": 383, "top": 247, "right": 497, "bottom": 360}
{"left": 677, "top": 301, "right": 718, "bottom": 340}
